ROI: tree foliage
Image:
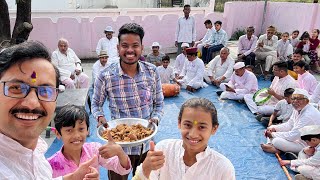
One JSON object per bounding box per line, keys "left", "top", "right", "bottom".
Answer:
{"left": 0, "top": 0, "right": 33, "bottom": 49}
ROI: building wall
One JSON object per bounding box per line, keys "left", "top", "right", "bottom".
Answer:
{"left": 7, "top": 2, "right": 319, "bottom": 58}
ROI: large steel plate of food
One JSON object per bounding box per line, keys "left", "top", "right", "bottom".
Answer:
{"left": 97, "top": 118, "right": 158, "bottom": 147}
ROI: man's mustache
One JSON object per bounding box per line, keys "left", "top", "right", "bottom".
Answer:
{"left": 10, "top": 108, "right": 47, "bottom": 116}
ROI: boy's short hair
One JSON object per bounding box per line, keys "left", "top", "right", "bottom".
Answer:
{"left": 293, "top": 48, "right": 303, "bottom": 56}
{"left": 162, "top": 54, "right": 170, "bottom": 62}
{"left": 267, "top": 25, "right": 276, "bottom": 31}
{"left": 54, "top": 105, "right": 89, "bottom": 135}
{"left": 214, "top": 21, "right": 222, "bottom": 25}
{"left": 183, "top": 4, "right": 190, "bottom": 9}
{"left": 246, "top": 26, "right": 255, "bottom": 32}
{"left": 284, "top": 88, "right": 295, "bottom": 97}
{"left": 204, "top": 19, "right": 212, "bottom": 25}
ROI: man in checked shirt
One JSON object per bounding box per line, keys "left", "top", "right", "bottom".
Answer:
{"left": 91, "top": 23, "right": 164, "bottom": 180}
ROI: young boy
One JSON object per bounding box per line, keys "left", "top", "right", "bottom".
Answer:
{"left": 277, "top": 32, "right": 293, "bottom": 61}
{"left": 280, "top": 125, "right": 320, "bottom": 180}
{"left": 156, "top": 55, "right": 178, "bottom": 84}
{"left": 132, "top": 98, "right": 235, "bottom": 180}
{"left": 259, "top": 88, "right": 294, "bottom": 128}
{"left": 47, "top": 105, "right": 131, "bottom": 178}
{"left": 297, "top": 32, "right": 311, "bottom": 64}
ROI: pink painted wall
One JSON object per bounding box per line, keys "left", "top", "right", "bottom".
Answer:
{"left": 14, "top": 2, "right": 319, "bottom": 58}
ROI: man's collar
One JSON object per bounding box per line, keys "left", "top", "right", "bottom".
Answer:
{"left": 118, "top": 61, "right": 143, "bottom": 76}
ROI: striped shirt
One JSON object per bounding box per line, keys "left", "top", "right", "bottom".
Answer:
{"left": 92, "top": 61, "right": 164, "bottom": 155}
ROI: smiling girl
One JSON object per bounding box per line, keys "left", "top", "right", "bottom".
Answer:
{"left": 133, "top": 98, "right": 235, "bottom": 180}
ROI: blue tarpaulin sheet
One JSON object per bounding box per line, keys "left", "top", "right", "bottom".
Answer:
{"left": 45, "top": 79, "right": 295, "bottom": 179}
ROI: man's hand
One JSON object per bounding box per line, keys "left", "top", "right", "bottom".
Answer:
{"left": 177, "top": 76, "right": 183, "bottom": 80}
{"left": 64, "top": 156, "right": 99, "bottom": 180}
{"left": 149, "top": 118, "right": 159, "bottom": 126}
{"left": 280, "top": 160, "right": 291, "bottom": 166}
{"left": 258, "top": 42, "right": 264, "bottom": 48}
{"left": 238, "top": 54, "right": 245, "bottom": 59}
{"left": 225, "top": 85, "right": 235, "bottom": 93}
{"left": 204, "top": 44, "right": 210, "bottom": 48}
{"left": 142, "top": 141, "right": 165, "bottom": 178}
{"left": 268, "top": 89, "right": 276, "bottom": 96}
{"left": 175, "top": 41, "right": 178, "bottom": 47}
{"left": 97, "top": 116, "right": 107, "bottom": 128}
{"left": 303, "top": 147, "right": 316, "bottom": 156}
{"left": 75, "top": 70, "right": 81, "bottom": 76}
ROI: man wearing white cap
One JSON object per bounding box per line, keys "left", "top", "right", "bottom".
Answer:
{"left": 146, "top": 42, "right": 165, "bottom": 66}
{"left": 177, "top": 47, "right": 207, "bottom": 92}
{"left": 280, "top": 125, "right": 320, "bottom": 180}
{"left": 92, "top": 50, "right": 109, "bottom": 83}
{"left": 218, "top": 61, "right": 258, "bottom": 100}
{"left": 204, "top": 47, "right": 235, "bottom": 86}
{"left": 96, "top": 25, "right": 119, "bottom": 65}
{"left": 261, "top": 88, "right": 320, "bottom": 154}
{"left": 174, "top": 42, "right": 189, "bottom": 77}
{"left": 52, "top": 38, "right": 90, "bottom": 89}
{"left": 244, "top": 61, "right": 297, "bottom": 116}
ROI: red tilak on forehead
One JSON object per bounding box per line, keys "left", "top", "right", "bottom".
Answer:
{"left": 31, "top": 71, "right": 37, "bottom": 83}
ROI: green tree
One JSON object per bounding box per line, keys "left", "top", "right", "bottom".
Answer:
{"left": 0, "top": 0, "right": 33, "bottom": 49}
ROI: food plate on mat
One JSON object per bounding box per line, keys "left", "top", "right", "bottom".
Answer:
{"left": 97, "top": 118, "right": 158, "bottom": 147}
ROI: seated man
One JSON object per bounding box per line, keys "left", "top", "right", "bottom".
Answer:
{"left": 261, "top": 88, "right": 320, "bottom": 154}
{"left": 238, "top": 26, "right": 258, "bottom": 66}
{"left": 202, "top": 21, "right": 228, "bottom": 64}
{"left": 218, "top": 62, "right": 258, "bottom": 100}
{"left": 244, "top": 61, "right": 297, "bottom": 116}
{"left": 96, "top": 25, "right": 120, "bottom": 65}
{"left": 92, "top": 50, "right": 109, "bottom": 83}
{"left": 157, "top": 55, "right": 177, "bottom": 84}
{"left": 194, "top": 19, "right": 213, "bottom": 54}
{"left": 177, "top": 47, "right": 207, "bottom": 92}
{"left": 52, "top": 38, "right": 89, "bottom": 89}
{"left": 287, "top": 49, "right": 304, "bottom": 80}
{"left": 254, "top": 25, "right": 278, "bottom": 78}
{"left": 146, "top": 42, "right": 165, "bottom": 67}
{"left": 293, "top": 60, "right": 318, "bottom": 95}
{"left": 204, "top": 47, "right": 235, "bottom": 86}
{"left": 174, "top": 42, "right": 189, "bottom": 77}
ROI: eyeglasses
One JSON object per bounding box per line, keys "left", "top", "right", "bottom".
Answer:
{"left": 1, "top": 81, "right": 59, "bottom": 102}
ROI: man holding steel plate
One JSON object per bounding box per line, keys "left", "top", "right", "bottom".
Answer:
{"left": 91, "top": 23, "right": 164, "bottom": 180}
{"left": 244, "top": 61, "right": 297, "bottom": 117}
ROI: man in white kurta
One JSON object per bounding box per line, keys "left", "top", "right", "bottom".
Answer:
{"left": 177, "top": 47, "right": 206, "bottom": 92}
{"left": 92, "top": 50, "right": 109, "bottom": 83}
{"left": 261, "top": 89, "right": 320, "bottom": 154}
{"left": 244, "top": 61, "right": 297, "bottom": 115}
{"left": 293, "top": 61, "right": 318, "bottom": 95}
{"left": 96, "top": 25, "right": 120, "bottom": 65}
{"left": 219, "top": 62, "right": 258, "bottom": 100}
{"left": 174, "top": 43, "right": 189, "bottom": 77}
{"left": 254, "top": 26, "right": 278, "bottom": 76}
{"left": 52, "top": 38, "right": 90, "bottom": 89}
{"left": 204, "top": 47, "right": 235, "bottom": 86}
{"left": 289, "top": 125, "right": 320, "bottom": 180}
{"left": 133, "top": 139, "right": 236, "bottom": 180}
